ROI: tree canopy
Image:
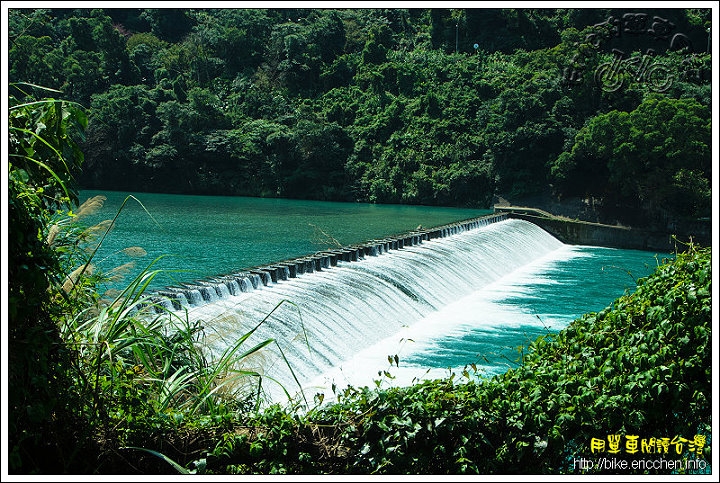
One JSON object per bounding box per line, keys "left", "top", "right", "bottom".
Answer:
{"left": 8, "top": 7, "right": 712, "bottom": 228}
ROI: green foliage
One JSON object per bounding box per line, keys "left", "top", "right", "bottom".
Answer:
{"left": 8, "top": 7, "right": 711, "bottom": 219}
{"left": 8, "top": 85, "right": 89, "bottom": 472}
{"left": 6, "top": 8, "right": 713, "bottom": 473}
{"left": 550, "top": 96, "right": 711, "bottom": 225}
{"left": 481, "top": 242, "right": 711, "bottom": 473}
{"left": 10, "top": 149, "right": 712, "bottom": 475}
{"left": 7, "top": 88, "right": 309, "bottom": 474}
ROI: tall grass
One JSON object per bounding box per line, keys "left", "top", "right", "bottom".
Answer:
{"left": 53, "top": 193, "right": 308, "bottom": 450}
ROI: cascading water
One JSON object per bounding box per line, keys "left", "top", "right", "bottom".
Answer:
{"left": 157, "top": 217, "right": 568, "bottom": 405}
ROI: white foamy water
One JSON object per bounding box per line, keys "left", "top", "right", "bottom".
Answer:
{"left": 163, "top": 218, "right": 570, "bottom": 405}
{"left": 303, "top": 244, "right": 586, "bottom": 404}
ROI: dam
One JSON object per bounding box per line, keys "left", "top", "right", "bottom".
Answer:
{"left": 80, "top": 192, "right": 663, "bottom": 407}
{"left": 150, "top": 213, "right": 509, "bottom": 312}
{"left": 147, "top": 214, "right": 594, "bottom": 405}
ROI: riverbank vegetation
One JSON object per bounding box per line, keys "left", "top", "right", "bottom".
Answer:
{"left": 6, "top": 6, "right": 713, "bottom": 476}
{"left": 7, "top": 7, "right": 712, "bottom": 230}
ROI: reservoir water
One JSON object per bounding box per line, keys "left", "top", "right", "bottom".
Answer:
{"left": 79, "top": 190, "right": 670, "bottom": 406}
{"left": 79, "top": 190, "right": 492, "bottom": 292}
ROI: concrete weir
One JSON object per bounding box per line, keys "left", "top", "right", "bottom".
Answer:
{"left": 148, "top": 213, "right": 509, "bottom": 312}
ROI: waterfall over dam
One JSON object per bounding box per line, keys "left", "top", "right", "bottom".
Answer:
{"left": 151, "top": 215, "right": 567, "bottom": 404}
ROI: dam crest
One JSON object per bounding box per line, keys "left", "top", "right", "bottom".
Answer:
{"left": 148, "top": 213, "right": 510, "bottom": 312}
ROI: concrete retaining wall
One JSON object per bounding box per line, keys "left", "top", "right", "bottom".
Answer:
{"left": 495, "top": 207, "right": 709, "bottom": 252}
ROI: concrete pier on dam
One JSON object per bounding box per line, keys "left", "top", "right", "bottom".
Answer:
{"left": 148, "top": 212, "right": 510, "bottom": 312}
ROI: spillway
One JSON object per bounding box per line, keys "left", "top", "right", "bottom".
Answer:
{"left": 151, "top": 216, "right": 566, "bottom": 405}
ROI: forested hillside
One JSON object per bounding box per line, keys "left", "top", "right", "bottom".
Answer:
{"left": 8, "top": 7, "right": 712, "bottom": 228}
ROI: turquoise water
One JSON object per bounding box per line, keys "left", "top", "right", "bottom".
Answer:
{"left": 79, "top": 190, "right": 492, "bottom": 291}
{"left": 305, "top": 241, "right": 668, "bottom": 396}
{"left": 397, "top": 245, "right": 665, "bottom": 376}
{"left": 77, "top": 190, "right": 670, "bottom": 401}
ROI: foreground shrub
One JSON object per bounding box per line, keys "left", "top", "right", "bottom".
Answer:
{"left": 8, "top": 86, "right": 92, "bottom": 473}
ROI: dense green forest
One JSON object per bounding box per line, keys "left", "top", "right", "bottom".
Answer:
{"left": 8, "top": 7, "right": 712, "bottom": 229}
